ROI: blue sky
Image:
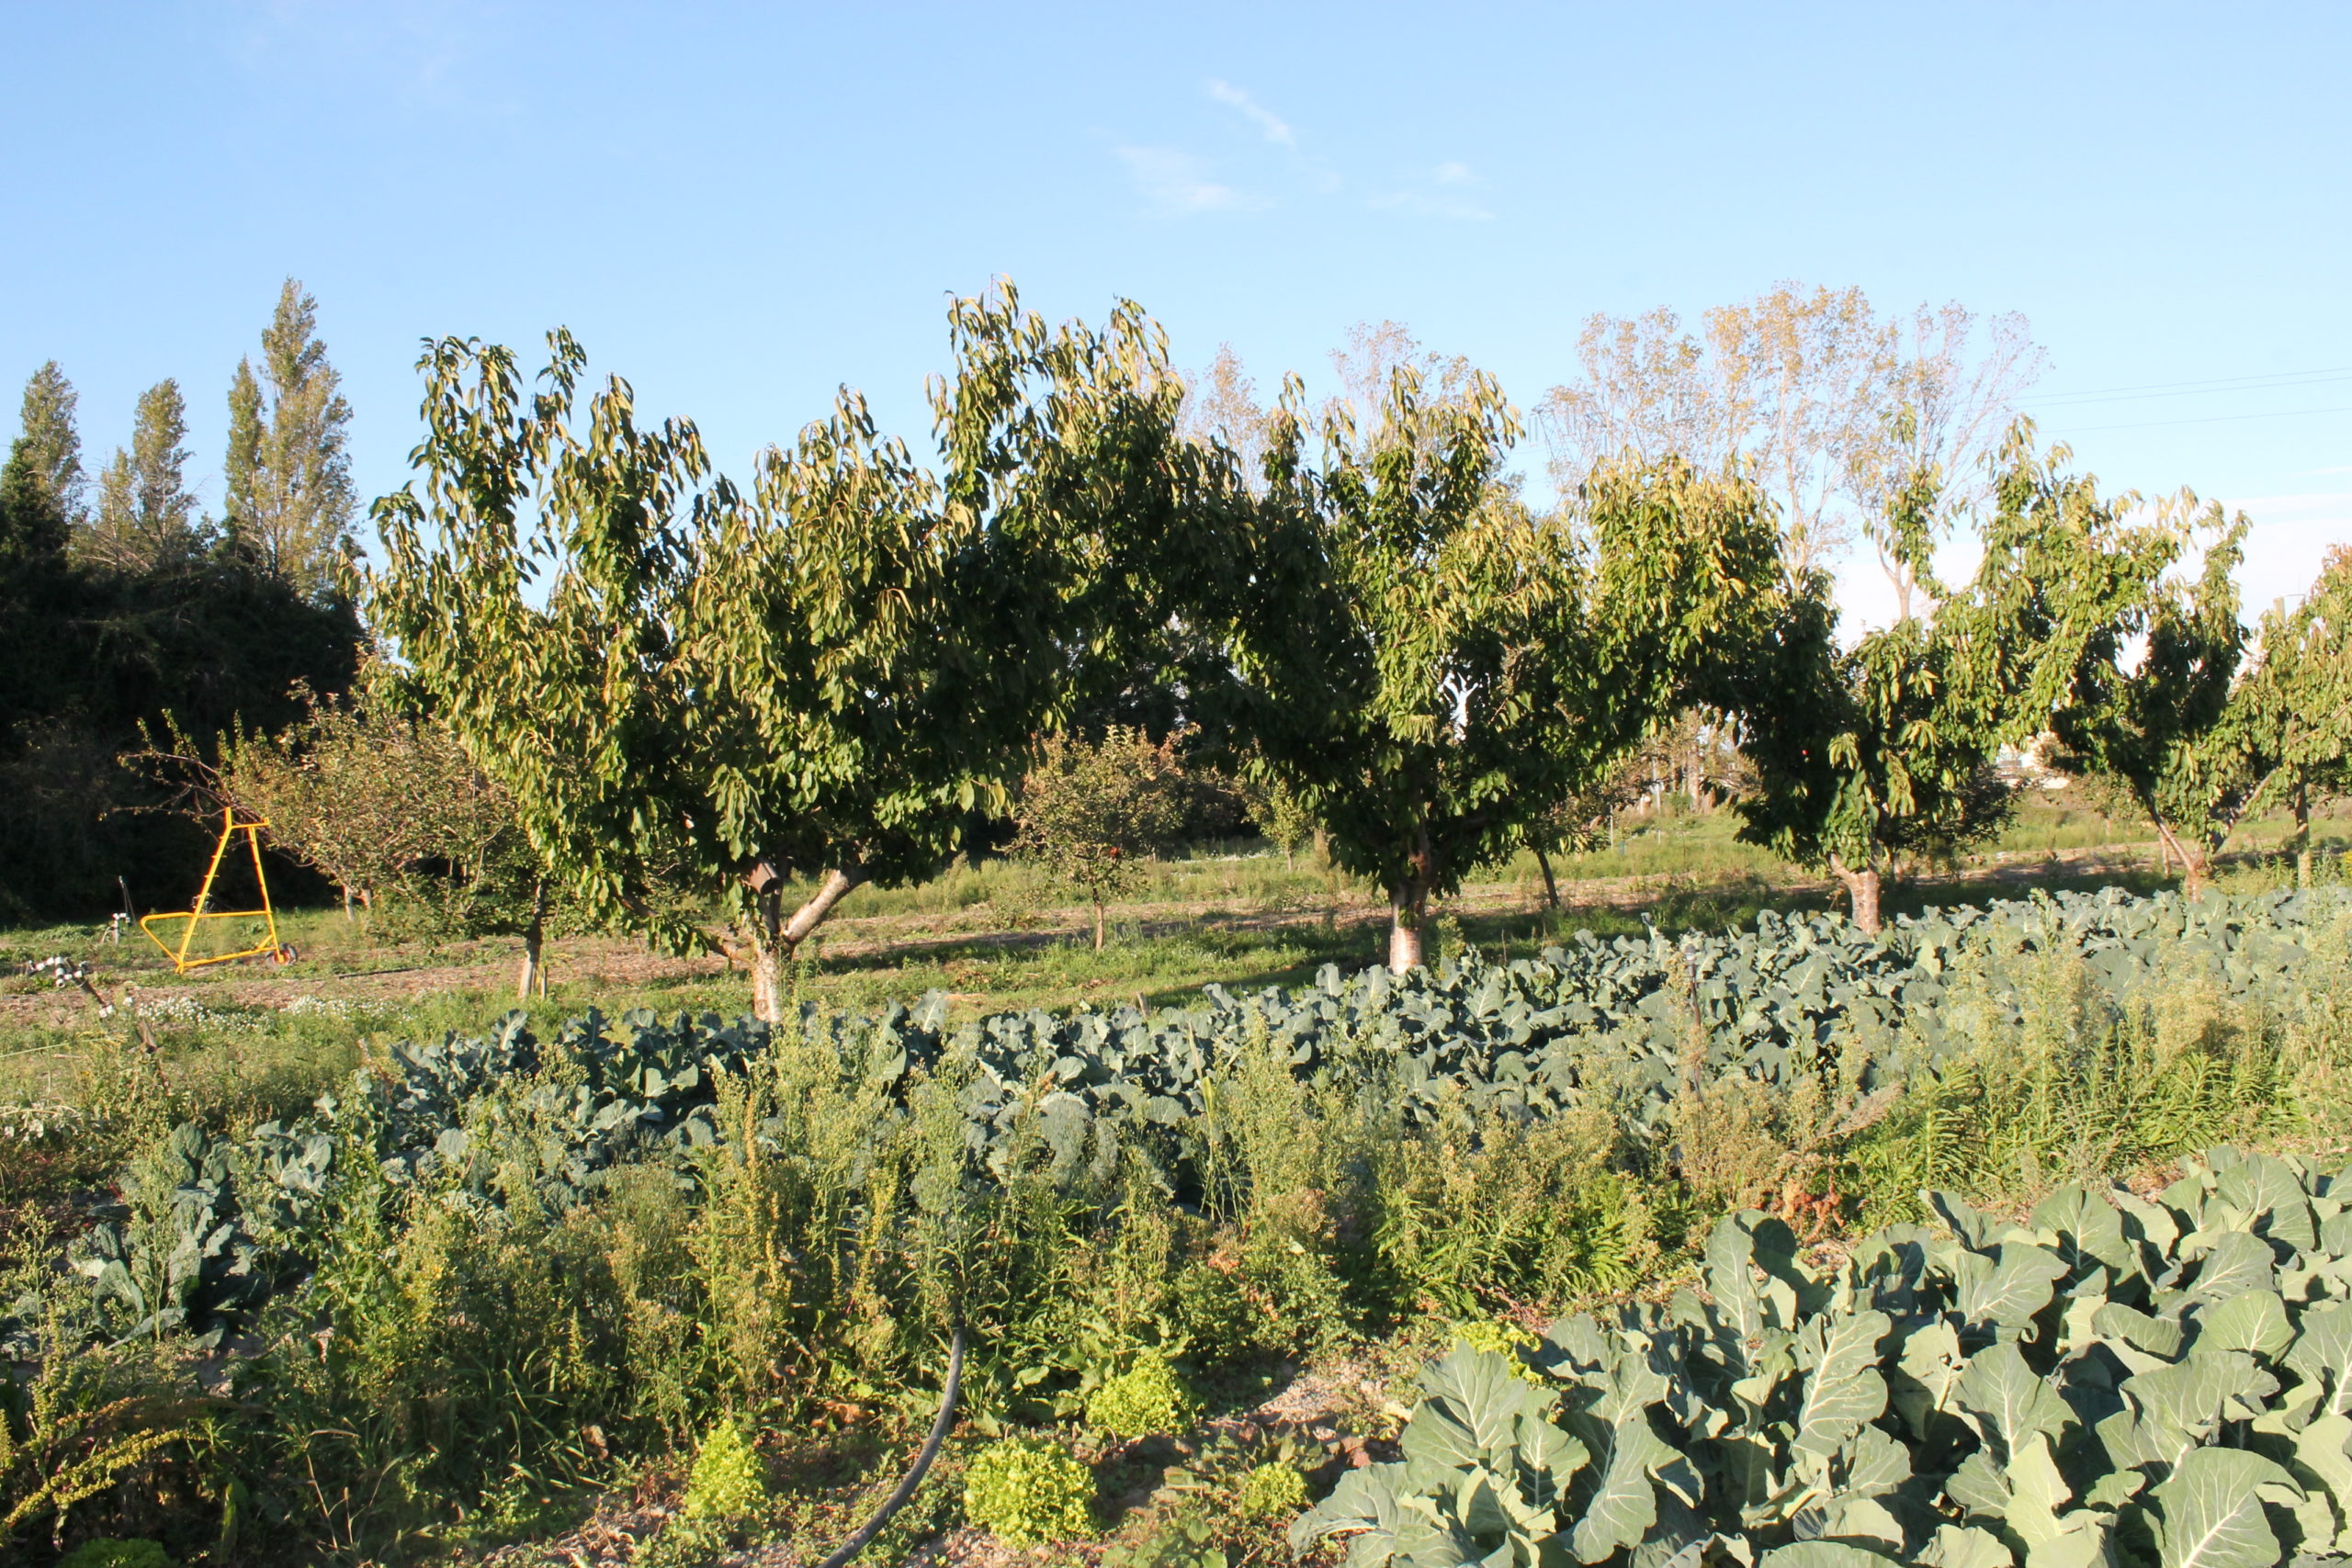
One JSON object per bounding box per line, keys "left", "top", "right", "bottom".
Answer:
{"left": 6, "top": 1, "right": 2347, "bottom": 624}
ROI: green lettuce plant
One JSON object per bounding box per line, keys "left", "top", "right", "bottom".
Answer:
{"left": 963, "top": 1436, "right": 1095, "bottom": 1546}
{"left": 1086, "top": 1350, "right": 1197, "bottom": 1438}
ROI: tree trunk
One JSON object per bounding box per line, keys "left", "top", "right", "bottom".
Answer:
{"left": 1532, "top": 843, "right": 1561, "bottom": 910}
{"left": 2153, "top": 821, "right": 2210, "bottom": 897}
{"left": 747, "top": 874, "right": 787, "bottom": 1024}
{"left": 2182, "top": 846, "right": 2211, "bottom": 898}
{"left": 515, "top": 881, "right": 548, "bottom": 1002}
{"left": 1092, "top": 897, "right": 1107, "bottom": 953}
{"left": 2293, "top": 775, "right": 2312, "bottom": 889}
{"left": 744, "top": 862, "right": 870, "bottom": 1023}
{"left": 2181, "top": 841, "right": 2211, "bottom": 898}
{"left": 1829, "top": 853, "right": 1883, "bottom": 935}
{"left": 1387, "top": 829, "right": 1436, "bottom": 971}
{"left": 1387, "top": 885, "right": 1428, "bottom": 971}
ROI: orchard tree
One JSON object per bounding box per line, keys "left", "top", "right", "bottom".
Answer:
{"left": 133, "top": 680, "right": 562, "bottom": 996}
{"left": 2050, "top": 496, "right": 2266, "bottom": 897}
{"left": 1235, "top": 761, "right": 1319, "bottom": 867}
{"left": 1729, "top": 590, "right": 2011, "bottom": 934}
{"left": 1733, "top": 423, "right": 2184, "bottom": 929}
{"left": 1520, "top": 723, "right": 1711, "bottom": 909}
{"left": 374, "top": 286, "right": 1209, "bottom": 1020}
{"left": 1012, "top": 728, "right": 1184, "bottom": 950}
{"left": 1211, "top": 367, "right": 1778, "bottom": 971}
{"left": 2242, "top": 547, "right": 2352, "bottom": 885}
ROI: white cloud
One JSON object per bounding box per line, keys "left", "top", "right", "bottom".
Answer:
{"left": 1369, "top": 162, "right": 1494, "bottom": 220}
{"left": 1205, "top": 79, "right": 1295, "bottom": 148}
{"left": 1114, "top": 146, "right": 1260, "bottom": 219}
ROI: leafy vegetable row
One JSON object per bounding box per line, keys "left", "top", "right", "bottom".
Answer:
{"left": 40, "top": 885, "right": 2346, "bottom": 1351}
{"left": 1299, "top": 1146, "right": 2352, "bottom": 1567}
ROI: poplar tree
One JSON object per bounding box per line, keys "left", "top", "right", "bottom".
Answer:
{"left": 225, "top": 279, "right": 356, "bottom": 598}
{"left": 0, "top": 439, "right": 71, "bottom": 569}
{"left": 16, "top": 361, "right": 85, "bottom": 524}
{"left": 89, "top": 379, "right": 201, "bottom": 570}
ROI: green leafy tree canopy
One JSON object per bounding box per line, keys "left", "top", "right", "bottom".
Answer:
{"left": 1013, "top": 727, "right": 1185, "bottom": 951}
{"left": 1211, "top": 364, "right": 1779, "bottom": 970}
{"left": 373, "top": 285, "right": 1209, "bottom": 1019}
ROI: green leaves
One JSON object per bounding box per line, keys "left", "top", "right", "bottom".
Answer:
{"left": 1312, "top": 1137, "right": 2352, "bottom": 1566}
{"left": 1213, "top": 367, "right": 1781, "bottom": 964}
{"left": 373, "top": 286, "right": 1213, "bottom": 1014}
{"left": 2149, "top": 1448, "right": 2300, "bottom": 1568}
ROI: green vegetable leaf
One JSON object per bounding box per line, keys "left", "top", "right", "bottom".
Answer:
{"left": 2149, "top": 1447, "right": 2300, "bottom": 1568}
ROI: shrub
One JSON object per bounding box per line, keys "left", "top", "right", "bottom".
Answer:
{"left": 59, "top": 1543, "right": 175, "bottom": 1568}
{"left": 1234, "top": 1462, "right": 1307, "bottom": 1520}
{"left": 677, "top": 1416, "right": 767, "bottom": 1521}
{"left": 962, "top": 1436, "right": 1095, "bottom": 1546}
{"left": 1085, "top": 1350, "right": 1196, "bottom": 1438}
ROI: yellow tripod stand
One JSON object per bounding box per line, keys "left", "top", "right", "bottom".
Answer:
{"left": 140, "top": 807, "right": 296, "bottom": 974}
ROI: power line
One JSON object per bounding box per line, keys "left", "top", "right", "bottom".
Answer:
{"left": 2046, "top": 402, "right": 2352, "bottom": 434}
{"left": 2021, "top": 365, "right": 2352, "bottom": 406}
{"left": 2024, "top": 372, "right": 2352, "bottom": 410}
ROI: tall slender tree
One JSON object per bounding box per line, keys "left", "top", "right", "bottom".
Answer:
{"left": 16, "top": 361, "right": 86, "bottom": 525}
{"left": 225, "top": 279, "right": 356, "bottom": 598}
{"left": 88, "top": 379, "right": 201, "bottom": 570}
{"left": 0, "top": 439, "right": 71, "bottom": 570}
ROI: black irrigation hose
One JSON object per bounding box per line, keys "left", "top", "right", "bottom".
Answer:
{"left": 814, "top": 1323, "right": 967, "bottom": 1568}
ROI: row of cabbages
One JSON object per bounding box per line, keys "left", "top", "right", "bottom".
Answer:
{"left": 46, "top": 886, "right": 2347, "bottom": 1349}
{"left": 1301, "top": 1148, "right": 2352, "bottom": 1568}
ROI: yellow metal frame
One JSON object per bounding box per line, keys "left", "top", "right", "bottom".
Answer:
{"left": 140, "top": 807, "right": 292, "bottom": 974}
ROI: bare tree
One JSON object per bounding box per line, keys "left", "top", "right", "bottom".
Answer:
{"left": 1704, "top": 284, "right": 1895, "bottom": 579}
{"left": 1538, "top": 308, "right": 1744, "bottom": 493}
{"left": 1539, "top": 285, "right": 2043, "bottom": 597}
{"left": 1325, "top": 319, "right": 1478, "bottom": 433}
{"left": 1180, "top": 344, "right": 1272, "bottom": 486}
{"left": 1854, "top": 305, "right": 2048, "bottom": 619}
